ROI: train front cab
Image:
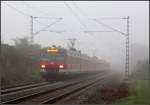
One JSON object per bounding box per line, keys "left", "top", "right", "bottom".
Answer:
{"left": 40, "top": 60, "right": 67, "bottom": 77}
{"left": 39, "top": 48, "right": 67, "bottom": 77}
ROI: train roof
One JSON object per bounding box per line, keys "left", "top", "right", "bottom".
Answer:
{"left": 41, "top": 46, "right": 109, "bottom": 64}
{"left": 66, "top": 49, "right": 103, "bottom": 61}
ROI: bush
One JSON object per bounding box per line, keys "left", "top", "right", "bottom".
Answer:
{"left": 1, "top": 37, "right": 44, "bottom": 88}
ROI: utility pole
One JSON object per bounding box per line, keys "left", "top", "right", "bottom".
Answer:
{"left": 125, "top": 16, "right": 130, "bottom": 80}
{"left": 30, "top": 16, "right": 37, "bottom": 44}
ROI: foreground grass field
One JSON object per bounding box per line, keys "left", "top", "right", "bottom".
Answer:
{"left": 115, "top": 79, "right": 149, "bottom": 104}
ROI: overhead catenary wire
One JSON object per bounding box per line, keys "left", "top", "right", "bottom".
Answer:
{"left": 2, "top": 2, "right": 31, "bottom": 17}
{"left": 72, "top": 1, "right": 100, "bottom": 31}
{"left": 21, "top": 1, "right": 46, "bottom": 16}
{"left": 65, "top": 1, "right": 112, "bottom": 53}
{"left": 84, "top": 30, "right": 115, "bottom": 33}
{"left": 96, "top": 17, "right": 127, "bottom": 20}
{"left": 71, "top": 1, "right": 129, "bottom": 79}
{"left": 64, "top": 1, "right": 98, "bottom": 53}
{"left": 33, "top": 18, "right": 65, "bottom": 34}
{"left": 72, "top": 2, "right": 126, "bottom": 20}
{"left": 72, "top": 1, "right": 126, "bottom": 34}
{"left": 64, "top": 2, "right": 97, "bottom": 38}
{"left": 72, "top": 1, "right": 127, "bottom": 35}
{"left": 21, "top": 1, "right": 60, "bottom": 19}
{"left": 72, "top": 2, "right": 125, "bottom": 34}
{"left": 33, "top": 18, "right": 62, "bottom": 35}
{"left": 34, "top": 19, "right": 48, "bottom": 26}
{"left": 2, "top": 1, "right": 61, "bottom": 24}
{"left": 72, "top": 1, "right": 89, "bottom": 18}
{"left": 63, "top": 1, "right": 88, "bottom": 30}
{"left": 2, "top": 1, "right": 61, "bottom": 25}
{"left": 93, "top": 19, "right": 126, "bottom": 35}
{"left": 20, "top": 1, "right": 63, "bottom": 35}
{"left": 72, "top": 2, "right": 117, "bottom": 33}
{"left": 2, "top": 2, "right": 63, "bottom": 42}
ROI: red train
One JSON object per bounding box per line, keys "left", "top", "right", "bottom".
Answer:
{"left": 39, "top": 46, "right": 110, "bottom": 76}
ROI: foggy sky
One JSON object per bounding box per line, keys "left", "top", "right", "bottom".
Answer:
{"left": 1, "top": 1, "right": 149, "bottom": 71}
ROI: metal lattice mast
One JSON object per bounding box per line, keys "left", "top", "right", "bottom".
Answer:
{"left": 30, "top": 16, "right": 34, "bottom": 44}
{"left": 125, "top": 16, "right": 130, "bottom": 79}
{"left": 88, "top": 16, "right": 130, "bottom": 80}
{"left": 30, "top": 16, "right": 37, "bottom": 44}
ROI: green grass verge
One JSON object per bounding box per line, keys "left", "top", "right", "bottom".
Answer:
{"left": 115, "top": 79, "right": 149, "bottom": 104}
{"left": 32, "top": 72, "right": 45, "bottom": 81}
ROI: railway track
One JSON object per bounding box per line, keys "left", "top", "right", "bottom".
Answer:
{"left": 1, "top": 72, "right": 110, "bottom": 104}
{"left": 1, "top": 82, "right": 49, "bottom": 94}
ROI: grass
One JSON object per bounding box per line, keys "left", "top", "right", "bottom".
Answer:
{"left": 32, "top": 71, "right": 45, "bottom": 81}
{"left": 115, "top": 79, "right": 149, "bottom": 104}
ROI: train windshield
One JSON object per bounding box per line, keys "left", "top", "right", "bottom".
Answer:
{"left": 41, "top": 52, "right": 65, "bottom": 61}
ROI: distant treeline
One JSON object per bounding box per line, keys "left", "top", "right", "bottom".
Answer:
{"left": 0, "top": 37, "right": 44, "bottom": 88}
{"left": 132, "top": 59, "right": 149, "bottom": 79}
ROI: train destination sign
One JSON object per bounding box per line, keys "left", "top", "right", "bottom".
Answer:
{"left": 47, "top": 48, "right": 65, "bottom": 53}
{"left": 47, "top": 48, "right": 59, "bottom": 52}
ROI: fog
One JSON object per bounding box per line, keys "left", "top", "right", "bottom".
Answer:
{"left": 1, "top": 1, "right": 149, "bottom": 72}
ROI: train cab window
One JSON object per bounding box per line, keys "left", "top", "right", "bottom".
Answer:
{"left": 41, "top": 51, "right": 65, "bottom": 61}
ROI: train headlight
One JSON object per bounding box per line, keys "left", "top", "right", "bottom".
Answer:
{"left": 59, "top": 65, "right": 64, "bottom": 69}
{"left": 41, "top": 65, "right": 46, "bottom": 68}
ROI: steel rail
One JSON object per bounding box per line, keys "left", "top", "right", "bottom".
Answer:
{"left": 20, "top": 73, "right": 108, "bottom": 104}
{"left": 1, "top": 73, "right": 106, "bottom": 104}
{"left": 42, "top": 75, "right": 107, "bottom": 104}
{"left": 1, "top": 82, "right": 49, "bottom": 94}
{"left": 56, "top": 74, "right": 113, "bottom": 104}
